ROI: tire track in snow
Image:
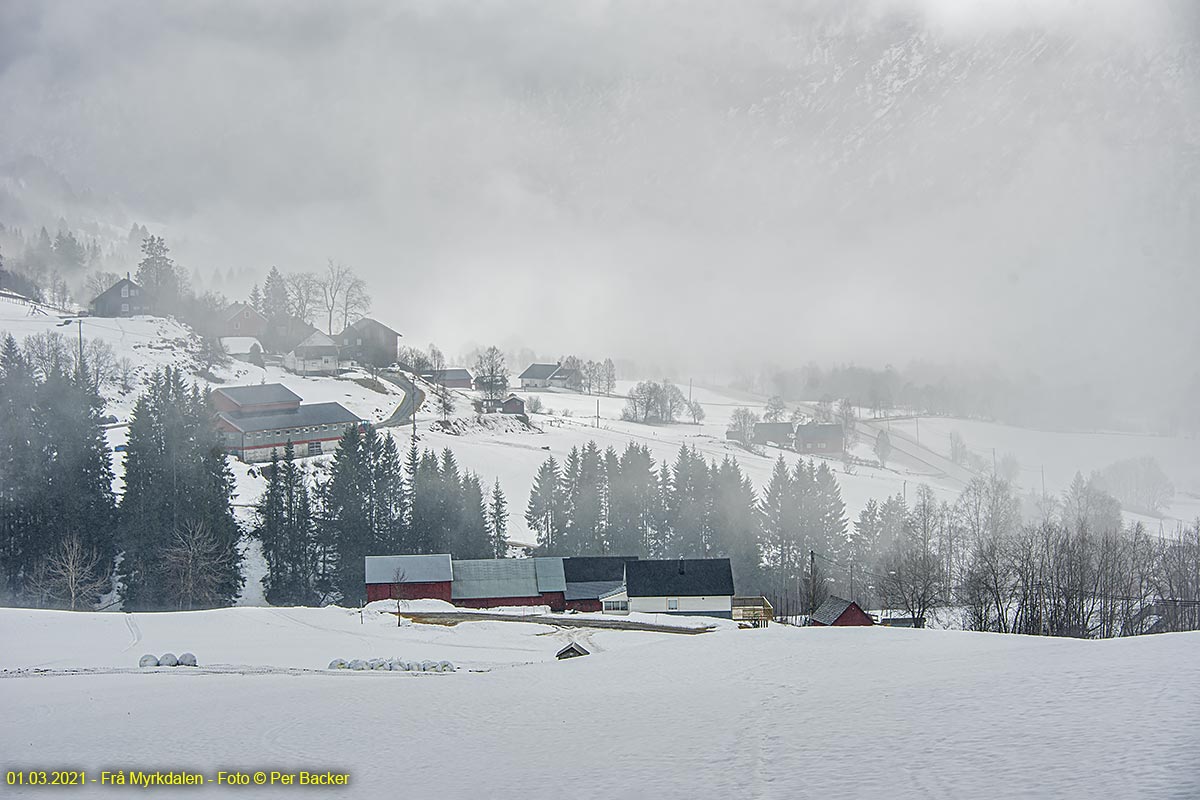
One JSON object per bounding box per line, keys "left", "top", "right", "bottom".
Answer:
{"left": 122, "top": 614, "right": 142, "bottom": 652}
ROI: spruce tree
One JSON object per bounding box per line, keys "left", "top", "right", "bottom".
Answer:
{"left": 608, "top": 442, "right": 658, "bottom": 557}
{"left": 458, "top": 472, "right": 492, "bottom": 559}
{"left": 119, "top": 368, "right": 241, "bottom": 610}
{"left": 322, "top": 423, "right": 369, "bottom": 602}
{"left": 487, "top": 479, "right": 508, "bottom": 558}
{"left": 711, "top": 456, "right": 763, "bottom": 591}
{"left": 526, "top": 456, "right": 563, "bottom": 552}
{"left": 256, "top": 443, "right": 319, "bottom": 605}
{"left": 0, "top": 335, "right": 39, "bottom": 597}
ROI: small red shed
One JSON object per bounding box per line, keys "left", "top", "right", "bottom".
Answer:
{"left": 809, "top": 596, "right": 874, "bottom": 627}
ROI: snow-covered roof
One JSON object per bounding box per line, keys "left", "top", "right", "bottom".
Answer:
{"left": 217, "top": 402, "right": 360, "bottom": 433}
{"left": 365, "top": 554, "right": 453, "bottom": 585}
{"left": 219, "top": 336, "right": 263, "bottom": 355}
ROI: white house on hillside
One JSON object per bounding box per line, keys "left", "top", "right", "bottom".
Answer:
{"left": 600, "top": 558, "right": 735, "bottom": 618}
{"left": 283, "top": 331, "right": 341, "bottom": 376}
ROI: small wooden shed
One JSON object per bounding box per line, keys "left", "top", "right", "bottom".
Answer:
{"left": 809, "top": 596, "right": 874, "bottom": 627}
{"left": 556, "top": 643, "right": 590, "bottom": 660}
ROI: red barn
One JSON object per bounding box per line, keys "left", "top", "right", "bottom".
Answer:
{"left": 450, "top": 558, "right": 566, "bottom": 612}
{"left": 810, "top": 596, "right": 874, "bottom": 627}
{"left": 364, "top": 554, "right": 454, "bottom": 602}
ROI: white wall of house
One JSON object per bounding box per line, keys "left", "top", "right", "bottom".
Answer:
{"left": 521, "top": 377, "right": 550, "bottom": 389}
{"left": 283, "top": 352, "right": 339, "bottom": 375}
{"left": 628, "top": 595, "right": 733, "bottom": 616}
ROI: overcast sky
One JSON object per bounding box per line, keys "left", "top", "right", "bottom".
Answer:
{"left": 1, "top": 0, "right": 1197, "bottom": 387}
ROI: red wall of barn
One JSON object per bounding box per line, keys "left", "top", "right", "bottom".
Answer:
{"left": 365, "top": 581, "right": 453, "bottom": 603}
{"left": 455, "top": 592, "right": 565, "bottom": 612}
{"left": 826, "top": 604, "right": 874, "bottom": 626}
{"left": 565, "top": 599, "right": 601, "bottom": 613}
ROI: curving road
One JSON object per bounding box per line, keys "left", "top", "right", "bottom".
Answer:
{"left": 377, "top": 370, "right": 426, "bottom": 427}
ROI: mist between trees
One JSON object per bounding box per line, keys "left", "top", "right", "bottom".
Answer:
{"left": 2, "top": 340, "right": 1196, "bottom": 635}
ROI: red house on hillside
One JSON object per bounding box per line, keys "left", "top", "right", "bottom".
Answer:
{"left": 810, "top": 596, "right": 874, "bottom": 627}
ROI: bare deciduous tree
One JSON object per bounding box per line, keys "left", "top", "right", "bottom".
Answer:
{"left": 162, "top": 520, "right": 237, "bottom": 611}
{"left": 28, "top": 536, "right": 112, "bottom": 610}
{"left": 284, "top": 271, "right": 321, "bottom": 323}
{"left": 338, "top": 275, "right": 370, "bottom": 332}
{"left": 318, "top": 260, "right": 352, "bottom": 334}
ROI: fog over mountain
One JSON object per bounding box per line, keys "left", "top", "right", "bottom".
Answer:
{"left": 1, "top": 1, "right": 1197, "bottom": 413}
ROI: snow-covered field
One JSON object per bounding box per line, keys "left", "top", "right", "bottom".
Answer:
{"left": 2, "top": 606, "right": 1197, "bottom": 799}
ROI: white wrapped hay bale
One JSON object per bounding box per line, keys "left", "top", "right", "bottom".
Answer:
{"left": 370, "top": 658, "right": 389, "bottom": 670}
{"left": 328, "top": 658, "right": 348, "bottom": 670}
{"left": 348, "top": 659, "right": 368, "bottom": 671}
{"left": 177, "top": 652, "right": 197, "bottom": 667}
{"left": 158, "top": 652, "right": 178, "bottom": 667}
{"left": 438, "top": 660, "right": 455, "bottom": 673}
{"left": 138, "top": 654, "right": 159, "bottom": 668}
{"left": 419, "top": 660, "right": 437, "bottom": 672}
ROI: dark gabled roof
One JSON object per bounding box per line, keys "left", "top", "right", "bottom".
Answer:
{"left": 754, "top": 421, "right": 794, "bottom": 437}
{"left": 564, "top": 580, "right": 625, "bottom": 602}
{"left": 423, "top": 368, "right": 473, "bottom": 382}
{"left": 519, "top": 363, "right": 560, "bottom": 380}
{"left": 811, "top": 595, "right": 857, "bottom": 626}
{"left": 625, "top": 559, "right": 734, "bottom": 598}
{"left": 345, "top": 317, "right": 401, "bottom": 338}
{"left": 213, "top": 383, "right": 302, "bottom": 408}
{"left": 91, "top": 277, "right": 141, "bottom": 305}
{"left": 223, "top": 302, "right": 266, "bottom": 322}
{"left": 796, "top": 423, "right": 844, "bottom": 442}
{"left": 218, "top": 402, "right": 361, "bottom": 434}
{"left": 562, "top": 556, "right": 639, "bottom": 583}
{"left": 550, "top": 367, "right": 580, "bottom": 381}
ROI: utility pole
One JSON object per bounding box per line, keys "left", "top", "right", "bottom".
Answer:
{"left": 809, "top": 549, "right": 816, "bottom": 616}
{"left": 915, "top": 416, "right": 920, "bottom": 446}
{"left": 992, "top": 447, "right": 997, "bottom": 477}
{"left": 595, "top": 398, "right": 599, "bottom": 429}
{"left": 849, "top": 561, "right": 854, "bottom": 603}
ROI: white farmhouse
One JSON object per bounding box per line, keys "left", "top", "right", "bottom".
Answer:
{"left": 600, "top": 558, "right": 735, "bottom": 618}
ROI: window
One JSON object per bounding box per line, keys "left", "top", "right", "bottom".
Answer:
{"left": 121, "top": 286, "right": 129, "bottom": 298}
{"left": 603, "top": 600, "right": 628, "bottom": 612}
{"left": 121, "top": 303, "right": 129, "bottom": 313}
{"left": 307, "top": 441, "right": 322, "bottom": 456}
{"left": 668, "top": 598, "right": 679, "bottom": 610}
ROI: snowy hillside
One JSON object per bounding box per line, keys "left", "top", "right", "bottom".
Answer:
{"left": 393, "top": 381, "right": 1200, "bottom": 545}
{"left": 5, "top": 300, "right": 1197, "bottom": 581}
{"left": 2, "top": 606, "right": 1196, "bottom": 799}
